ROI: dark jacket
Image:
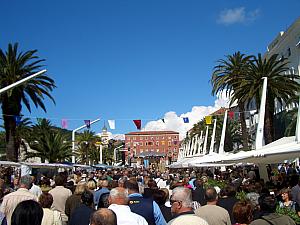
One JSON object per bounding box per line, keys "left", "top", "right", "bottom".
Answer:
{"left": 69, "top": 204, "right": 95, "bottom": 225}
{"left": 250, "top": 213, "right": 296, "bottom": 225}
{"left": 129, "top": 195, "right": 156, "bottom": 225}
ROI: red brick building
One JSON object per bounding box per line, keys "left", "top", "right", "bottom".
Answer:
{"left": 125, "top": 131, "right": 180, "bottom": 163}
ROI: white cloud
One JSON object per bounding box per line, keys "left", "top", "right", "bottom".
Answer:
{"left": 144, "top": 93, "right": 231, "bottom": 140}
{"left": 217, "top": 7, "right": 260, "bottom": 25}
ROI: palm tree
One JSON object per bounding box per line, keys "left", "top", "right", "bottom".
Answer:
{"left": 233, "top": 54, "right": 300, "bottom": 144}
{"left": 28, "top": 132, "right": 72, "bottom": 163}
{"left": 211, "top": 52, "right": 253, "bottom": 150}
{"left": 76, "top": 130, "right": 96, "bottom": 164}
{"left": 0, "top": 43, "right": 56, "bottom": 161}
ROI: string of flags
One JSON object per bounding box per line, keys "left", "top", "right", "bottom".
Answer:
{"left": 7, "top": 110, "right": 250, "bottom": 130}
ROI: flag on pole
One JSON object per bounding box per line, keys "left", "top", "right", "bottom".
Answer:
{"left": 14, "top": 116, "right": 22, "bottom": 126}
{"left": 228, "top": 111, "right": 234, "bottom": 120}
{"left": 133, "top": 120, "right": 142, "bottom": 130}
{"left": 183, "top": 117, "right": 189, "bottom": 123}
{"left": 205, "top": 116, "right": 212, "bottom": 125}
{"left": 108, "top": 120, "right": 115, "bottom": 129}
{"left": 84, "top": 120, "right": 91, "bottom": 129}
{"left": 161, "top": 119, "right": 165, "bottom": 123}
{"left": 61, "top": 119, "right": 68, "bottom": 129}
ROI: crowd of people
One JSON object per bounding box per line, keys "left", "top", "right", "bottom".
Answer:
{"left": 0, "top": 163, "right": 299, "bottom": 225}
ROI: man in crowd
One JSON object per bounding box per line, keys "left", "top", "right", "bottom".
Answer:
{"left": 0, "top": 175, "right": 37, "bottom": 225}
{"left": 167, "top": 187, "right": 208, "bottom": 225}
{"left": 125, "top": 179, "right": 166, "bottom": 225}
{"left": 108, "top": 187, "right": 148, "bottom": 225}
{"left": 195, "top": 187, "right": 231, "bottom": 225}
{"left": 49, "top": 175, "right": 72, "bottom": 225}
{"left": 90, "top": 208, "right": 117, "bottom": 225}
{"left": 94, "top": 179, "right": 110, "bottom": 208}
{"left": 250, "top": 194, "right": 296, "bottom": 225}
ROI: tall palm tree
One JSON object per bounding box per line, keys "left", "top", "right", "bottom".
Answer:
{"left": 233, "top": 54, "right": 300, "bottom": 144}
{"left": 0, "top": 43, "right": 56, "bottom": 161}
{"left": 211, "top": 52, "right": 253, "bottom": 150}
{"left": 76, "top": 130, "right": 96, "bottom": 164}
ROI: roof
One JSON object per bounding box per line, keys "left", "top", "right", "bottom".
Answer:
{"left": 126, "top": 131, "right": 179, "bottom": 136}
{"left": 136, "top": 152, "right": 166, "bottom": 157}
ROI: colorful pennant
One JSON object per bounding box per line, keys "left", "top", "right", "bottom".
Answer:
{"left": 228, "top": 111, "right": 234, "bottom": 120}
{"left": 205, "top": 116, "right": 212, "bottom": 125}
{"left": 183, "top": 117, "right": 189, "bottom": 123}
{"left": 133, "top": 120, "right": 142, "bottom": 130}
{"left": 61, "top": 119, "right": 68, "bottom": 129}
{"left": 108, "top": 120, "right": 115, "bottom": 129}
{"left": 84, "top": 120, "right": 91, "bottom": 129}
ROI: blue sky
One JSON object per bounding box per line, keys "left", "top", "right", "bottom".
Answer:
{"left": 0, "top": 0, "right": 299, "bottom": 138}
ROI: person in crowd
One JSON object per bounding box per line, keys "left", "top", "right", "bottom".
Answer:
{"left": 39, "top": 192, "right": 62, "bottom": 225}
{"left": 250, "top": 194, "right": 296, "bottom": 225}
{"left": 192, "top": 178, "right": 206, "bottom": 206}
{"left": 217, "top": 184, "right": 239, "bottom": 224}
{"left": 232, "top": 201, "right": 253, "bottom": 225}
{"left": 30, "top": 176, "right": 42, "bottom": 198}
{"left": 1, "top": 175, "right": 37, "bottom": 225}
{"left": 143, "top": 179, "right": 158, "bottom": 199}
{"left": 11, "top": 200, "right": 43, "bottom": 225}
{"left": 90, "top": 208, "right": 117, "bottom": 225}
{"left": 87, "top": 180, "right": 96, "bottom": 194}
{"left": 125, "top": 179, "right": 166, "bottom": 225}
{"left": 108, "top": 187, "right": 148, "bottom": 225}
{"left": 195, "top": 187, "right": 231, "bottom": 225}
{"left": 167, "top": 187, "right": 208, "bottom": 225}
{"left": 153, "top": 189, "right": 172, "bottom": 222}
{"left": 49, "top": 175, "right": 72, "bottom": 225}
{"left": 291, "top": 179, "right": 300, "bottom": 206}
{"left": 94, "top": 180, "right": 110, "bottom": 208}
{"left": 65, "top": 182, "right": 87, "bottom": 218}
{"left": 69, "top": 191, "right": 95, "bottom": 225}
{"left": 279, "top": 188, "right": 300, "bottom": 216}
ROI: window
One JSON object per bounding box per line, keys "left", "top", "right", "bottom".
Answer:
{"left": 156, "top": 141, "right": 159, "bottom": 146}
{"left": 145, "top": 137, "right": 148, "bottom": 140}
{"left": 157, "top": 149, "right": 159, "bottom": 152}
{"left": 168, "top": 136, "right": 171, "bottom": 139}
{"left": 140, "top": 137, "right": 143, "bottom": 140}
{"left": 174, "top": 136, "right": 177, "bottom": 139}
{"left": 133, "top": 137, "right": 136, "bottom": 140}
{"left": 156, "top": 136, "right": 159, "bottom": 140}
{"left": 168, "top": 141, "right": 171, "bottom": 146}
{"left": 161, "top": 141, "right": 165, "bottom": 145}
{"left": 127, "top": 137, "right": 131, "bottom": 140}
{"left": 140, "top": 142, "right": 143, "bottom": 146}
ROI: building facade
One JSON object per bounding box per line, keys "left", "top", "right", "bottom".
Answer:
{"left": 125, "top": 131, "right": 180, "bottom": 164}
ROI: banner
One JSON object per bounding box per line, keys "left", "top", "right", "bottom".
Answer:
{"left": 183, "top": 117, "right": 189, "bottom": 123}
{"left": 133, "top": 120, "right": 142, "bottom": 130}
{"left": 161, "top": 119, "right": 165, "bottom": 123}
{"left": 108, "top": 120, "right": 115, "bottom": 129}
{"left": 228, "top": 111, "right": 234, "bottom": 120}
{"left": 205, "top": 116, "right": 212, "bottom": 125}
{"left": 84, "top": 120, "right": 91, "bottom": 129}
{"left": 61, "top": 119, "right": 68, "bottom": 129}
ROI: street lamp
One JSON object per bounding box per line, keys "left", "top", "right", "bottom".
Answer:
{"left": 113, "top": 144, "right": 124, "bottom": 164}
{"left": 72, "top": 118, "right": 101, "bottom": 163}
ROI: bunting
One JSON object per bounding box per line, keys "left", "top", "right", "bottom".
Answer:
{"left": 14, "top": 116, "right": 22, "bottom": 126}
{"left": 61, "top": 119, "right": 68, "bottom": 129}
{"left": 183, "top": 117, "right": 189, "bottom": 123}
{"left": 161, "top": 119, "right": 165, "bottom": 123}
{"left": 205, "top": 116, "right": 212, "bottom": 125}
{"left": 84, "top": 120, "right": 91, "bottom": 129}
{"left": 108, "top": 120, "right": 115, "bottom": 129}
{"left": 133, "top": 120, "right": 142, "bottom": 130}
{"left": 228, "top": 111, "right": 234, "bottom": 120}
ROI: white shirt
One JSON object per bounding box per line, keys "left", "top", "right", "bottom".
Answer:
{"left": 108, "top": 204, "right": 148, "bottom": 225}
{"left": 30, "top": 184, "right": 42, "bottom": 198}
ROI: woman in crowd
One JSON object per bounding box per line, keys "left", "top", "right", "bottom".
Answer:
{"left": 232, "top": 201, "right": 253, "bottom": 225}
{"left": 279, "top": 188, "right": 300, "bottom": 216}
{"left": 39, "top": 192, "right": 62, "bottom": 225}
{"left": 11, "top": 200, "right": 43, "bottom": 225}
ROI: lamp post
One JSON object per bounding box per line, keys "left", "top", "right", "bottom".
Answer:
{"left": 71, "top": 118, "right": 101, "bottom": 163}
{"left": 113, "top": 145, "right": 124, "bottom": 164}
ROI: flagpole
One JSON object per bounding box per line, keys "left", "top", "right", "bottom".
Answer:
{"left": 209, "top": 119, "right": 217, "bottom": 154}
{"left": 72, "top": 118, "right": 101, "bottom": 163}
{"left": 255, "top": 77, "right": 268, "bottom": 149}
{"left": 218, "top": 110, "right": 228, "bottom": 155}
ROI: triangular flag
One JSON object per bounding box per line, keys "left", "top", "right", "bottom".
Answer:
{"left": 108, "top": 120, "right": 115, "bottom": 129}
{"left": 228, "top": 111, "right": 234, "bottom": 120}
{"left": 84, "top": 120, "right": 91, "bottom": 129}
{"left": 14, "top": 116, "right": 22, "bottom": 126}
{"left": 61, "top": 119, "right": 68, "bottom": 129}
{"left": 183, "top": 117, "right": 189, "bottom": 123}
{"left": 133, "top": 120, "right": 142, "bottom": 130}
{"left": 205, "top": 116, "right": 212, "bottom": 125}
{"left": 161, "top": 119, "right": 165, "bottom": 123}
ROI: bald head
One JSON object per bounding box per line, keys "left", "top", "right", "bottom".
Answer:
{"left": 205, "top": 187, "right": 218, "bottom": 203}
{"left": 109, "top": 187, "right": 129, "bottom": 205}
{"left": 90, "top": 209, "right": 117, "bottom": 225}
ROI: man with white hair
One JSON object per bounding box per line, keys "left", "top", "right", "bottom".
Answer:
{"left": 108, "top": 187, "right": 148, "bottom": 225}
{"left": 167, "top": 187, "right": 208, "bottom": 225}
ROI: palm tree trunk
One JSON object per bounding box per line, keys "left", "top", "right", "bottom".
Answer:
{"left": 3, "top": 115, "right": 18, "bottom": 161}
{"left": 239, "top": 103, "right": 249, "bottom": 150}
{"left": 264, "top": 96, "right": 274, "bottom": 144}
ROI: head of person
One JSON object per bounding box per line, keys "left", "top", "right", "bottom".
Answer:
{"left": 220, "top": 185, "right": 236, "bottom": 198}
{"left": 147, "top": 179, "right": 158, "bottom": 189}
{"left": 54, "top": 175, "right": 65, "bottom": 186}
{"left": 39, "top": 192, "right": 53, "bottom": 208}
{"left": 205, "top": 187, "right": 218, "bottom": 204}
{"left": 87, "top": 180, "right": 96, "bottom": 191}
{"left": 19, "top": 175, "right": 33, "bottom": 190}
{"left": 258, "top": 194, "right": 277, "bottom": 213}
{"left": 170, "top": 187, "right": 193, "bottom": 216}
{"left": 153, "top": 189, "right": 167, "bottom": 206}
{"left": 233, "top": 201, "right": 253, "bottom": 224}
{"left": 281, "top": 188, "right": 292, "bottom": 202}
{"left": 108, "top": 187, "right": 128, "bottom": 205}
{"left": 74, "top": 182, "right": 87, "bottom": 195}
{"left": 90, "top": 208, "right": 117, "bottom": 225}
{"left": 12, "top": 200, "right": 43, "bottom": 225}
{"left": 124, "top": 179, "right": 139, "bottom": 194}
{"left": 81, "top": 190, "right": 94, "bottom": 207}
